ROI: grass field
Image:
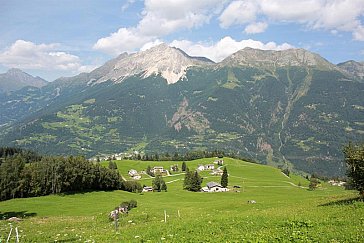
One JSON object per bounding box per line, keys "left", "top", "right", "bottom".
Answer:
{"left": 0, "top": 158, "right": 363, "bottom": 242}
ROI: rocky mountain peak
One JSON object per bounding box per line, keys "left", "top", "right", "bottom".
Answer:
{"left": 221, "top": 48, "right": 336, "bottom": 70}
{"left": 97, "top": 43, "right": 213, "bottom": 85}
{"left": 0, "top": 68, "right": 47, "bottom": 93}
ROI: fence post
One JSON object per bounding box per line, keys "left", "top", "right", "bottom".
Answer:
{"left": 6, "top": 225, "right": 13, "bottom": 243}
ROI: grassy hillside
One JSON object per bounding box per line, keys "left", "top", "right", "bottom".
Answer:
{"left": 0, "top": 158, "right": 363, "bottom": 242}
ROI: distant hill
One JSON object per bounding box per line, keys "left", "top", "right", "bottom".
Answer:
{"left": 338, "top": 60, "right": 364, "bottom": 80}
{"left": 0, "top": 68, "right": 47, "bottom": 93}
{"left": 0, "top": 45, "right": 363, "bottom": 176}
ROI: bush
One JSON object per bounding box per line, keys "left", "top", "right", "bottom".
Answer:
{"left": 122, "top": 181, "right": 142, "bottom": 193}
{"left": 120, "top": 200, "right": 137, "bottom": 209}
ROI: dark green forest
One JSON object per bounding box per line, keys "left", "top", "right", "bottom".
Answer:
{"left": 0, "top": 147, "right": 136, "bottom": 201}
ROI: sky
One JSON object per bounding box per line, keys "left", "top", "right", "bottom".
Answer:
{"left": 0, "top": 0, "right": 363, "bottom": 81}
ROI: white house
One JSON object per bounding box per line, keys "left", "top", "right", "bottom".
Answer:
{"left": 197, "top": 165, "right": 205, "bottom": 171}
{"left": 132, "top": 175, "right": 141, "bottom": 180}
{"left": 210, "top": 169, "right": 223, "bottom": 176}
{"left": 201, "top": 182, "right": 229, "bottom": 192}
{"left": 204, "top": 164, "right": 215, "bottom": 170}
{"left": 142, "top": 186, "right": 153, "bottom": 192}
{"left": 151, "top": 166, "right": 167, "bottom": 174}
{"left": 128, "top": 169, "right": 138, "bottom": 177}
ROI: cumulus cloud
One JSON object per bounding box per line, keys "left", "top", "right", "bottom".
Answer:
{"left": 94, "top": 0, "right": 226, "bottom": 55}
{"left": 354, "top": 26, "right": 364, "bottom": 41}
{"left": 93, "top": 28, "right": 153, "bottom": 54}
{"left": 219, "top": 0, "right": 364, "bottom": 39}
{"left": 140, "top": 39, "right": 164, "bottom": 51}
{"left": 0, "top": 40, "right": 92, "bottom": 73}
{"left": 170, "top": 36, "right": 294, "bottom": 62}
{"left": 244, "top": 22, "right": 268, "bottom": 34}
{"left": 219, "top": 0, "right": 258, "bottom": 28}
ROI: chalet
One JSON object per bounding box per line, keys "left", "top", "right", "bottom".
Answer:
{"left": 128, "top": 169, "right": 138, "bottom": 177}
{"left": 151, "top": 166, "right": 167, "bottom": 174}
{"left": 214, "top": 159, "right": 224, "bottom": 165}
{"left": 210, "top": 169, "right": 223, "bottom": 176}
{"left": 132, "top": 175, "right": 141, "bottom": 180}
{"left": 128, "top": 169, "right": 141, "bottom": 179}
{"left": 142, "top": 186, "right": 153, "bottom": 192}
{"left": 197, "top": 165, "right": 205, "bottom": 171}
{"left": 204, "top": 164, "right": 215, "bottom": 170}
{"left": 201, "top": 182, "right": 229, "bottom": 192}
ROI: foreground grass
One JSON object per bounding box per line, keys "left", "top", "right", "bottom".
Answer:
{"left": 1, "top": 158, "right": 363, "bottom": 242}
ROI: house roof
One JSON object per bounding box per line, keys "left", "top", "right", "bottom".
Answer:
{"left": 207, "top": 182, "right": 222, "bottom": 189}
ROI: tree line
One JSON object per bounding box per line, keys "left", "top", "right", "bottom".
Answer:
{"left": 0, "top": 148, "right": 140, "bottom": 201}
{"left": 123, "top": 150, "right": 257, "bottom": 164}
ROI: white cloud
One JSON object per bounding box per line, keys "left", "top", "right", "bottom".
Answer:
{"left": 0, "top": 40, "right": 91, "bottom": 73}
{"left": 94, "top": 0, "right": 226, "bottom": 55}
{"left": 244, "top": 22, "right": 268, "bottom": 34}
{"left": 170, "top": 36, "right": 294, "bottom": 62}
{"left": 140, "top": 39, "right": 164, "bottom": 51}
{"left": 93, "top": 28, "right": 153, "bottom": 54}
{"left": 353, "top": 26, "right": 364, "bottom": 41}
{"left": 121, "top": 0, "right": 136, "bottom": 12}
{"left": 219, "top": 0, "right": 364, "bottom": 40}
{"left": 219, "top": 0, "right": 258, "bottom": 28}
{"left": 259, "top": 0, "right": 320, "bottom": 23}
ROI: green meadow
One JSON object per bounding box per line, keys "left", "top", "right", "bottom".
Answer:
{"left": 1, "top": 158, "right": 363, "bottom": 242}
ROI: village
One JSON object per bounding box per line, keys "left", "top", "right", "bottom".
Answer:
{"left": 126, "top": 159, "right": 230, "bottom": 193}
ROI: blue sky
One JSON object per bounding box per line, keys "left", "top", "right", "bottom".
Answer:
{"left": 0, "top": 0, "right": 363, "bottom": 81}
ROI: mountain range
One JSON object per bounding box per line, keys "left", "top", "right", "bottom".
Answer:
{"left": 0, "top": 44, "right": 363, "bottom": 176}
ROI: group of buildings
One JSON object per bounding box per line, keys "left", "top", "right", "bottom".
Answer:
{"left": 128, "top": 159, "right": 229, "bottom": 193}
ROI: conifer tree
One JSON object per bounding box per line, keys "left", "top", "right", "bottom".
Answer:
{"left": 190, "top": 171, "right": 202, "bottom": 192}
{"left": 221, "top": 167, "right": 228, "bottom": 188}
{"left": 183, "top": 167, "right": 192, "bottom": 190}
{"left": 182, "top": 161, "right": 187, "bottom": 171}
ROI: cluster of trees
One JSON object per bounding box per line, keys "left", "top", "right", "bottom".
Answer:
{"left": 308, "top": 176, "right": 321, "bottom": 190}
{"left": 183, "top": 167, "right": 203, "bottom": 192}
{"left": 0, "top": 147, "right": 41, "bottom": 164}
{"left": 344, "top": 143, "right": 364, "bottom": 197}
{"left": 152, "top": 175, "right": 167, "bottom": 192}
{"left": 0, "top": 148, "right": 141, "bottom": 201}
